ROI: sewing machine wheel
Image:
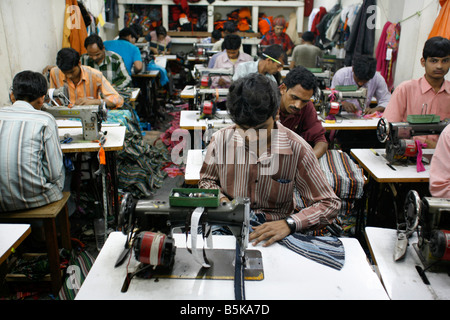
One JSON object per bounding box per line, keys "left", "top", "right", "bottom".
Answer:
{"left": 118, "top": 193, "right": 136, "bottom": 235}
{"left": 403, "top": 190, "right": 421, "bottom": 233}
{"left": 377, "top": 117, "right": 390, "bottom": 143}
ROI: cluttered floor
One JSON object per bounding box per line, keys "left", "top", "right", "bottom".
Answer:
{"left": 0, "top": 98, "right": 190, "bottom": 300}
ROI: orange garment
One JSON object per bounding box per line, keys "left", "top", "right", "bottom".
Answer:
{"left": 49, "top": 65, "right": 124, "bottom": 109}
{"left": 62, "top": 0, "right": 88, "bottom": 55}
{"left": 429, "top": 0, "right": 450, "bottom": 39}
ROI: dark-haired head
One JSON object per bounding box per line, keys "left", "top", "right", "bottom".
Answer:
{"left": 262, "top": 45, "right": 287, "bottom": 66}
{"left": 12, "top": 70, "right": 48, "bottom": 103}
{"left": 227, "top": 73, "right": 280, "bottom": 127}
{"left": 352, "top": 55, "right": 377, "bottom": 82}
{"left": 223, "top": 34, "right": 241, "bottom": 51}
{"left": 423, "top": 36, "right": 450, "bottom": 60}
{"left": 56, "top": 48, "right": 80, "bottom": 72}
{"left": 283, "top": 66, "right": 318, "bottom": 95}
{"left": 84, "top": 33, "right": 104, "bottom": 50}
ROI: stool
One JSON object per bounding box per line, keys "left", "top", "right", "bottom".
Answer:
{"left": 0, "top": 192, "right": 72, "bottom": 295}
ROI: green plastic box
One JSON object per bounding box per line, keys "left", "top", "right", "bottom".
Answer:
{"left": 407, "top": 114, "right": 441, "bottom": 124}
{"left": 335, "top": 85, "right": 359, "bottom": 92}
{"left": 169, "top": 188, "right": 220, "bottom": 208}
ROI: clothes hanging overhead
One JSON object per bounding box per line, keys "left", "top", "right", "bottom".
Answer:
{"left": 376, "top": 21, "right": 401, "bottom": 92}
{"left": 62, "top": 0, "right": 88, "bottom": 55}
{"left": 429, "top": 0, "right": 450, "bottom": 39}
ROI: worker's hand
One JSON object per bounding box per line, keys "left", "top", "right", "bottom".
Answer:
{"left": 249, "top": 220, "right": 291, "bottom": 247}
{"left": 341, "top": 101, "right": 358, "bottom": 113}
{"left": 218, "top": 77, "right": 227, "bottom": 87}
{"left": 42, "top": 65, "right": 55, "bottom": 75}
{"left": 363, "top": 106, "right": 385, "bottom": 115}
{"left": 424, "top": 139, "right": 437, "bottom": 149}
{"left": 220, "top": 195, "right": 230, "bottom": 203}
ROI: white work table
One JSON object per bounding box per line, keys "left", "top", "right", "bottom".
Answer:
{"left": 350, "top": 148, "right": 433, "bottom": 183}
{"left": 75, "top": 232, "right": 388, "bottom": 300}
{"left": 185, "top": 149, "right": 205, "bottom": 185}
{"left": 365, "top": 227, "right": 450, "bottom": 300}
{"left": 320, "top": 113, "right": 380, "bottom": 131}
{"left": 0, "top": 223, "right": 31, "bottom": 264}
{"left": 179, "top": 110, "right": 233, "bottom": 130}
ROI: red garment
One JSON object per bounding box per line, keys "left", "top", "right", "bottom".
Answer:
{"left": 260, "top": 32, "right": 294, "bottom": 53}
{"left": 311, "top": 7, "right": 327, "bottom": 36}
{"left": 376, "top": 21, "right": 400, "bottom": 91}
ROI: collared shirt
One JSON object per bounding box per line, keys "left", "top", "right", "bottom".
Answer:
{"left": 210, "top": 51, "right": 253, "bottom": 88}
{"left": 145, "top": 31, "right": 172, "bottom": 53}
{"left": 199, "top": 122, "right": 341, "bottom": 232}
{"left": 49, "top": 65, "right": 124, "bottom": 109}
{"left": 279, "top": 101, "right": 327, "bottom": 147}
{"left": 232, "top": 60, "right": 277, "bottom": 84}
{"left": 104, "top": 39, "right": 142, "bottom": 75}
{"left": 383, "top": 76, "right": 450, "bottom": 144}
{"left": 0, "top": 101, "right": 65, "bottom": 212}
{"left": 430, "top": 124, "right": 450, "bottom": 198}
{"left": 331, "top": 66, "right": 392, "bottom": 109}
{"left": 260, "top": 32, "right": 294, "bottom": 53}
{"left": 81, "top": 50, "right": 132, "bottom": 89}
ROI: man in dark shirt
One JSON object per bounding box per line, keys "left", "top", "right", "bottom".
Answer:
{"left": 279, "top": 66, "right": 328, "bottom": 158}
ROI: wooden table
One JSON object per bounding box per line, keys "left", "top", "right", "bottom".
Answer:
{"left": 0, "top": 224, "right": 31, "bottom": 265}
{"left": 75, "top": 232, "right": 388, "bottom": 300}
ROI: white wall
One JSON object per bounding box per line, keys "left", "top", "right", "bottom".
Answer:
{"left": 0, "top": 0, "right": 107, "bottom": 107}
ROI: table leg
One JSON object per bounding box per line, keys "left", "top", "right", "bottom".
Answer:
{"left": 43, "top": 218, "right": 62, "bottom": 295}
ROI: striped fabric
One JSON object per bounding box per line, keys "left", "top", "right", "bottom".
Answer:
{"left": 81, "top": 51, "right": 132, "bottom": 89}
{"left": 0, "top": 102, "right": 65, "bottom": 212}
{"left": 58, "top": 250, "right": 95, "bottom": 300}
{"left": 49, "top": 65, "right": 124, "bottom": 109}
{"left": 199, "top": 122, "right": 341, "bottom": 232}
{"left": 251, "top": 212, "right": 345, "bottom": 271}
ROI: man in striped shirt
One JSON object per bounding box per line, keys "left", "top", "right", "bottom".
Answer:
{"left": 49, "top": 48, "right": 124, "bottom": 109}
{"left": 0, "top": 71, "right": 65, "bottom": 212}
{"left": 199, "top": 73, "right": 340, "bottom": 247}
{"left": 81, "top": 33, "right": 132, "bottom": 89}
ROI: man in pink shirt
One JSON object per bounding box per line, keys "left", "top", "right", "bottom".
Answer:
{"left": 430, "top": 123, "right": 450, "bottom": 198}
{"left": 383, "top": 36, "right": 450, "bottom": 148}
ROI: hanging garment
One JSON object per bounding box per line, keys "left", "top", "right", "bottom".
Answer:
{"left": 311, "top": 7, "right": 327, "bottom": 36}
{"left": 429, "top": 0, "right": 450, "bottom": 39}
{"left": 62, "top": 0, "right": 88, "bottom": 55}
{"left": 376, "top": 22, "right": 401, "bottom": 91}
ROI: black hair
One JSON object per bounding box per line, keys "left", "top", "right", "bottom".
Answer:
{"left": 223, "top": 21, "right": 237, "bottom": 34}
{"left": 227, "top": 73, "right": 280, "bottom": 127}
{"left": 12, "top": 70, "right": 48, "bottom": 102}
{"left": 423, "top": 36, "right": 450, "bottom": 60}
{"left": 119, "top": 27, "right": 138, "bottom": 41}
{"left": 352, "top": 55, "right": 377, "bottom": 81}
{"left": 211, "top": 30, "right": 222, "bottom": 41}
{"left": 155, "top": 26, "right": 167, "bottom": 37}
{"left": 262, "top": 44, "right": 287, "bottom": 65}
{"left": 84, "top": 33, "right": 104, "bottom": 50}
{"left": 130, "top": 23, "right": 143, "bottom": 38}
{"left": 301, "top": 31, "right": 315, "bottom": 43}
{"left": 283, "top": 66, "right": 318, "bottom": 95}
{"left": 56, "top": 48, "right": 80, "bottom": 71}
{"left": 223, "top": 34, "right": 241, "bottom": 50}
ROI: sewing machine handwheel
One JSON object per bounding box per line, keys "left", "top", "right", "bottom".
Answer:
{"left": 118, "top": 193, "right": 136, "bottom": 235}
{"left": 403, "top": 190, "right": 421, "bottom": 233}
{"left": 377, "top": 117, "right": 389, "bottom": 143}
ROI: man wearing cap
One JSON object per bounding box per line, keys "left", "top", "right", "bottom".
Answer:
{"left": 260, "top": 16, "right": 294, "bottom": 55}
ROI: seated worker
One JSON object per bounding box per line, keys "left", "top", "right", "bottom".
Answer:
{"left": 259, "top": 16, "right": 294, "bottom": 56}
{"left": 384, "top": 36, "right": 450, "bottom": 149}
{"left": 145, "top": 26, "right": 172, "bottom": 55}
{"left": 210, "top": 34, "right": 253, "bottom": 88}
{"left": 199, "top": 73, "right": 341, "bottom": 246}
{"left": 279, "top": 66, "right": 328, "bottom": 159}
{"left": 49, "top": 48, "right": 124, "bottom": 109}
{"left": 104, "top": 27, "right": 143, "bottom": 75}
{"left": 81, "top": 33, "right": 132, "bottom": 89}
{"left": 0, "top": 71, "right": 65, "bottom": 212}
{"left": 208, "top": 22, "right": 244, "bottom": 68}
{"left": 429, "top": 123, "right": 450, "bottom": 198}
{"left": 290, "top": 31, "right": 323, "bottom": 69}
{"left": 331, "top": 55, "right": 391, "bottom": 115}
{"left": 233, "top": 45, "right": 287, "bottom": 84}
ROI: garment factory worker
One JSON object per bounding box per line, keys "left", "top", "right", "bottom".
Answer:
{"left": 260, "top": 16, "right": 294, "bottom": 56}
{"left": 104, "top": 27, "right": 143, "bottom": 75}
{"left": 209, "top": 21, "right": 244, "bottom": 68}
{"left": 331, "top": 55, "right": 391, "bottom": 115}
{"left": 210, "top": 34, "right": 253, "bottom": 88}
{"left": 146, "top": 26, "right": 172, "bottom": 55}
{"left": 0, "top": 71, "right": 65, "bottom": 212}
{"left": 279, "top": 66, "right": 328, "bottom": 159}
{"left": 81, "top": 33, "right": 132, "bottom": 89}
{"left": 429, "top": 123, "right": 450, "bottom": 198}
{"left": 233, "top": 45, "right": 287, "bottom": 84}
{"left": 290, "top": 31, "right": 323, "bottom": 69}
{"left": 49, "top": 48, "right": 124, "bottom": 109}
{"left": 384, "top": 36, "right": 450, "bottom": 149}
{"left": 199, "top": 73, "right": 340, "bottom": 247}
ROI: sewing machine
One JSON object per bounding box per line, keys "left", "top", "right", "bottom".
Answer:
{"left": 321, "top": 87, "right": 368, "bottom": 117}
{"left": 399, "top": 191, "right": 450, "bottom": 272}
{"left": 377, "top": 118, "right": 449, "bottom": 164}
{"left": 309, "top": 68, "right": 332, "bottom": 89}
{"left": 115, "top": 189, "right": 263, "bottom": 293}
{"left": 194, "top": 87, "right": 229, "bottom": 120}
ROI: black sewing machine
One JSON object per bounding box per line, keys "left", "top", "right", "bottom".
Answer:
{"left": 377, "top": 117, "right": 449, "bottom": 164}
{"left": 115, "top": 189, "right": 263, "bottom": 293}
